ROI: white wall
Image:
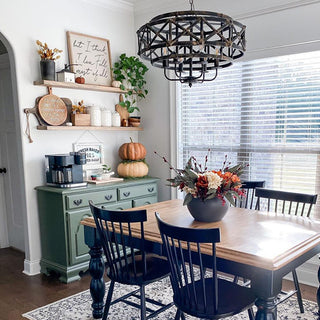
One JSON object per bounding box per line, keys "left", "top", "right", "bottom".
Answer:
{"left": 134, "top": 0, "right": 320, "bottom": 287}
{"left": 0, "top": 0, "right": 138, "bottom": 274}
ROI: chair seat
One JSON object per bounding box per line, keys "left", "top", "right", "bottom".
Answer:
{"left": 107, "top": 254, "right": 170, "bottom": 286}
{"left": 175, "top": 278, "right": 256, "bottom": 319}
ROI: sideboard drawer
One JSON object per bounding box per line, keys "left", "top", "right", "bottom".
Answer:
{"left": 102, "top": 200, "right": 132, "bottom": 211}
{"left": 66, "top": 189, "right": 117, "bottom": 210}
{"left": 133, "top": 195, "right": 158, "bottom": 208}
{"left": 118, "top": 183, "right": 157, "bottom": 200}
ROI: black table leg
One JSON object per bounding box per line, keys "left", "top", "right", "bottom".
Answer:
{"left": 89, "top": 244, "right": 105, "bottom": 319}
{"left": 317, "top": 265, "right": 320, "bottom": 319}
{"left": 255, "top": 297, "right": 277, "bottom": 320}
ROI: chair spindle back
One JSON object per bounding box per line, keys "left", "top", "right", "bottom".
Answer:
{"left": 235, "top": 181, "right": 265, "bottom": 209}
{"left": 89, "top": 201, "right": 147, "bottom": 283}
{"left": 255, "top": 188, "right": 317, "bottom": 217}
{"left": 155, "top": 212, "right": 220, "bottom": 315}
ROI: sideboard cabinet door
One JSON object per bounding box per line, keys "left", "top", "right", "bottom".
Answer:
{"left": 67, "top": 209, "right": 92, "bottom": 265}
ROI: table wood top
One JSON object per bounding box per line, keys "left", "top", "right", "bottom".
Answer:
{"left": 82, "top": 199, "right": 320, "bottom": 271}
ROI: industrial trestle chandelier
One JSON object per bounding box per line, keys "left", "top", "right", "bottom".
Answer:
{"left": 136, "top": 0, "right": 246, "bottom": 87}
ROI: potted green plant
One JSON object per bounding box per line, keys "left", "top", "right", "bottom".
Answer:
{"left": 113, "top": 53, "right": 149, "bottom": 114}
{"left": 100, "top": 164, "right": 114, "bottom": 180}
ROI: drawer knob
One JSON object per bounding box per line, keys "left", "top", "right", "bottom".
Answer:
{"left": 123, "top": 191, "right": 130, "bottom": 197}
{"left": 147, "top": 187, "right": 154, "bottom": 193}
{"left": 73, "top": 199, "right": 82, "bottom": 206}
{"left": 105, "top": 194, "right": 113, "bottom": 201}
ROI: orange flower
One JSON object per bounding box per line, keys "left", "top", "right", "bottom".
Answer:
{"left": 196, "top": 175, "right": 209, "bottom": 199}
{"left": 212, "top": 170, "right": 223, "bottom": 177}
{"left": 196, "top": 175, "right": 208, "bottom": 189}
{"left": 223, "top": 172, "right": 233, "bottom": 179}
{"left": 231, "top": 175, "right": 240, "bottom": 183}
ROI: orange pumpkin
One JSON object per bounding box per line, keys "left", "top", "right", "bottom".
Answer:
{"left": 75, "top": 76, "right": 85, "bottom": 84}
{"left": 119, "top": 138, "right": 147, "bottom": 160}
{"left": 117, "top": 161, "right": 149, "bottom": 178}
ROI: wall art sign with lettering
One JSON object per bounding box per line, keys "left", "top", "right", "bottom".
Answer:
{"left": 67, "top": 31, "right": 113, "bottom": 86}
{"left": 73, "top": 142, "right": 104, "bottom": 169}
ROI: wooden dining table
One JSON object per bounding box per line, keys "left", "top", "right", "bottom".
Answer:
{"left": 81, "top": 199, "right": 320, "bottom": 320}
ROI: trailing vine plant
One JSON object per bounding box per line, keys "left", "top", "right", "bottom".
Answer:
{"left": 113, "top": 53, "right": 148, "bottom": 113}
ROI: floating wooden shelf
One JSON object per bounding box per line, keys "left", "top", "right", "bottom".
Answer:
{"left": 36, "top": 125, "right": 143, "bottom": 131}
{"left": 33, "top": 80, "right": 126, "bottom": 93}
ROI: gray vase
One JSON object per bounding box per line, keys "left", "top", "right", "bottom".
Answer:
{"left": 40, "top": 59, "right": 55, "bottom": 81}
{"left": 187, "top": 197, "right": 228, "bottom": 222}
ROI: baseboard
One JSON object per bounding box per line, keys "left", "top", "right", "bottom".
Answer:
{"left": 284, "top": 255, "right": 319, "bottom": 287}
{"left": 23, "top": 258, "right": 41, "bottom": 276}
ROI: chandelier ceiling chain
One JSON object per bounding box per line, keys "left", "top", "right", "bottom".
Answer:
{"left": 189, "top": 0, "right": 195, "bottom": 11}
{"left": 136, "top": 0, "right": 246, "bottom": 87}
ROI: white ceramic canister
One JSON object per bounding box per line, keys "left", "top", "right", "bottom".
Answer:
{"left": 90, "top": 105, "right": 101, "bottom": 126}
{"left": 101, "top": 109, "right": 112, "bottom": 126}
{"left": 112, "top": 111, "right": 121, "bottom": 127}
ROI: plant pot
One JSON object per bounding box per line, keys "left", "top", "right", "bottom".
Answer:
{"left": 101, "top": 171, "right": 114, "bottom": 180}
{"left": 71, "top": 114, "right": 91, "bottom": 126}
{"left": 187, "top": 197, "right": 228, "bottom": 222}
{"left": 40, "top": 59, "right": 55, "bottom": 81}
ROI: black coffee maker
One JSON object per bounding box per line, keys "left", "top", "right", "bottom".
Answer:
{"left": 45, "top": 152, "right": 87, "bottom": 188}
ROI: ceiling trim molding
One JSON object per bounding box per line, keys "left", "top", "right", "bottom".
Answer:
{"left": 134, "top": 0, "right": 320, "bottom": 19}
{"left": 233, "top": 0, "right": 320, "bottom": 20}
{"left": 82, "top": 0, "right": 134, "bottom": 12}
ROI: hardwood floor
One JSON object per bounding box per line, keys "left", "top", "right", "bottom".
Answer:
{"left": 0, "top": 248, "right": 92, "bottom": 320}
{"left": 0, "top": 247, "right": 318, "bottom": 320}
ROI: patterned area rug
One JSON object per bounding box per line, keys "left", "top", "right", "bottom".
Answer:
{"left": 23, "top": 277, "right": 318, "bottom": 320}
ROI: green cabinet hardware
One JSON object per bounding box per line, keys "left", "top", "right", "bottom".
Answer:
{"left": 36, "top": 177, "right": 159, "bottom": 283}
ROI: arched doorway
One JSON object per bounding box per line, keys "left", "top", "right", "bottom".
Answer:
{"left": 0, "top": 34, "right": 28, "bottom": 257}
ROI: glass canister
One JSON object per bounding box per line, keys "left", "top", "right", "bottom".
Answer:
{"left": 101, "top": 109, "right": 112, "bottom": 126}
{"left": 112, "top": 111, "right": 121, "bottom": 127}
{"left": 90, "top": 106, "right": 101, "bottom": 126}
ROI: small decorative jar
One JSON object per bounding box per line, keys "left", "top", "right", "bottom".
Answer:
{"left": 101, "top": 109, "right": 112, "bottom": 126}
{"left": 90, "top": 106, "right": 101, "bottom": 126}
{"left": 112, "top": 111, "right": 121, "bottom": 127}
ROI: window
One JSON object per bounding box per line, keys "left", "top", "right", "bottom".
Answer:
{"left": 177, "top": 51, "right": 320, "bottom": 216}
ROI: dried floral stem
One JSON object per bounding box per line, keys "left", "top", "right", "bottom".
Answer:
{"left": 154, "top": 151, "right": 183, "bottom": 176}
{"left": 36, "top": 40, "right": 62, "bottom": 61}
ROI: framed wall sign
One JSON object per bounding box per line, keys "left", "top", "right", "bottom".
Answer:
{"left": 67, "top": 31, "right": 113, "bottom": 86}
{"left": 73, "top": 142, "right": 104, "bottom": 169}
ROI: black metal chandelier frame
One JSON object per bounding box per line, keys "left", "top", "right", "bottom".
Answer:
{"left": 137, "top": 3, "right": 246, "bottom": 86}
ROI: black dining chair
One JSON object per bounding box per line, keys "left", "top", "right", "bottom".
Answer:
{"left": 155, "top": 212, "right": 256, "bottom": 320}
{"left": 89, "top": 201, "right": 173, "bottom": 320}
{"left": 255, "top": 188, "right": 318, "bottom": 313}
{"left": 235, "top": 181, "right": 265, "bottom": 209}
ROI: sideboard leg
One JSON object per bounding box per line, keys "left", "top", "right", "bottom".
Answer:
{"left": 89, "top": 245, "right": 105, "bottom": 319}
{"left": 317, "top": 265, "right": 320, "bottom": 319}
{"left": 255, "top": 297, "right": 277, "bottom": 320}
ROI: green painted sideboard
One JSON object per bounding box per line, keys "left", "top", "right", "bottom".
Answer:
{"left": 36, "top": 177, "right": 159, "bottom": 283}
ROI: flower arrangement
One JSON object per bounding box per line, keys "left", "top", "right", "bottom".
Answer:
{"left": 36, "top": 40, "right": 62, "bottom": 60}
{"left": 155, "top": 151, "right": 247, "bottom": 206}
{"left": 72, "top": 100, "right": 86, "bottom": 114}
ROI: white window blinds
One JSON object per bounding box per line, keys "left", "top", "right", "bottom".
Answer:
{"left": 177, "top": 51, "right": 320, "bottom": 216}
